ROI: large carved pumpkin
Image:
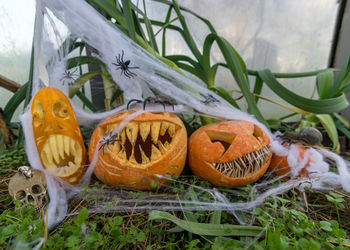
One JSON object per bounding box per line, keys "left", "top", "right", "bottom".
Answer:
{"left": 188, "top": 120, "right": 271, "bottom": 187}
{"left": 31, "top": 87, "right": 87, "bottom": 184}
{"left": 89, "top": 111, "right": 187, "bottom": 190}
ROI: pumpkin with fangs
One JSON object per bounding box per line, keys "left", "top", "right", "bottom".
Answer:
{"left": 31, "top": 87, "right": 87, "bottom": 184}
{"left": 188, "top": 120, "right": 272, "bottom": 187}
{"left": 89, "top": 111, "right": 187, "bottom": 190}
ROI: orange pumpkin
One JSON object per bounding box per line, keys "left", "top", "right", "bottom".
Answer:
{"left": 89, "top": 111, "right": 187, "bottom": 190}
{"left": 269, "top": 144, "right": 309, "bottom": 177}
{"left": 188, "top": 120, "right": 271, "bottom": 187}
{"left": 31, "top": 87, "right": 87, "bottom": 184}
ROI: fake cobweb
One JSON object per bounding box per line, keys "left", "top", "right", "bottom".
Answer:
{"left": 18, "top": 0, "right": 350, "bottom": 234}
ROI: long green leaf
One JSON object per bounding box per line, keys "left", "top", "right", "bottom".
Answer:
{"left": 253, "top": 75, "right": 263, "bottom": 104}
{"left": 3, "top": 82, "right": 28, "bottom": 123}
{"left": 121, "top": 0, "right": 136, "bottom": 41}
{"left": 87, "top": 0, "right": 126, "bottom": 26}
{"left": 76, "top": 91, "right": 97, "bottom": 112}
{"left": 327, "top": 53, "right": 350, "bottom": 97}
{"left": 314, "top": 114, "right": 338, "bottom": 151}
{"left": 141, "top": 0, "right": 158, "bottom": 52}
{"left": 148, "top": 211, "right": 263, "bottom": 236}
{"left": 258, "top": 69, "right": 348, "bottom": 114}
{"left": 317, "top": 69, "right": 333, "bottom": 99}
{"left": 210, "top": 86, "right": 240, "bottom": 109}
{"left": 68, "top": 72, "right": 100, "bottom": 98}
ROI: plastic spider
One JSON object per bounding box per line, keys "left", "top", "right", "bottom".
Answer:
{"left": 200, "top": 93, "right": 220, "bottom": 105}
{"left": 112, "top": 50, "right": 139, "bottom": 78}
{"left": 127, "top": 96, "right": 174, "bottom": 111}
{"left": 60, "top": 69, "right": 78, "bottom": 86}
{"left": 98, "top": 132, "right": 122, "bottom": 154}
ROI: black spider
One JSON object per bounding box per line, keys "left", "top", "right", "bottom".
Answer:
{"left": 60, "top": 69, "right": 78, "bottom": 86}
{"left": 200, "top": 93, "right": 220, "bottom": 105}
{"left": 98, "top": 132, "right": 122, "bottom": 155}
{"left": 127, "top": 96, "right": 175, "bottom": 111}
{"left": 112, "top": 50, "right": 139, "bottom": 78}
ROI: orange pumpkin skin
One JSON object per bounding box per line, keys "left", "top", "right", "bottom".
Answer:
{"left": 188, "top": 121, "right": 271, "bottom": 187}
{"left": 31, "top": 87, "right": 87, "bottom": 184}
{"left": 89, "top": 111, "right": 187, "bottom": 190}
{"left": 269, "top": 144, "right": 309, "bottom": 177}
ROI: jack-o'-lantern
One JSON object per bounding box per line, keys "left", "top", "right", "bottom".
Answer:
{"left": 188, "top": 120, "right": 272, "bottom": 187}
{"left": 89, "top": 111, "right": 187, "bottom": 190}
{"left": 31, "top": 87, "right": 87, "bottom": 184}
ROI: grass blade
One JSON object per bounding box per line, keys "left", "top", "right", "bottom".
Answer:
{"left": 148, "top": 211, "right": 263, "bottom": 236}
{"left": 317, "top": 69, "right": 333, "bottom": 99}
{"left": 68, "top": 72, "right": 100, "bottom": 98}
{"left": 121, "top": 0, "right": 136, "bottom": 41}
{"left": 76, "top": 91, "right": 97, "bottom": 112}
{"left": 314, "top": 114, "right": 339, "bottom": 151}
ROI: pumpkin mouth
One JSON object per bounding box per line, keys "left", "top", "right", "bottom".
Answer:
{"left": 102, "top": 121, "right": 181, "bottom": 168}
{"left": 211, "top": 146, "right": 271, "bottom": 178}
{"left": 40, "top": 134, "right": 82, "bottom": 177}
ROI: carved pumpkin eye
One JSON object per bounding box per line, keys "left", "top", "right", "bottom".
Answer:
{"left": 53, "top": 100, "right": 70, "bottom": 119}
{"left": 188, "top": 121, "right": 272, "bottom": 187}
{"left": 32, "top": 100, "right": 45, "bottom": 127}
{"left": 89, "top": 111, "right": 187, "bottom": 190}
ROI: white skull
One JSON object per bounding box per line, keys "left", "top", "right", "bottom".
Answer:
{"left": 8, "top": 168, "right": 49, "bottom": 210}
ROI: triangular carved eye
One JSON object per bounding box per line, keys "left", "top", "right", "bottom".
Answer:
{"left": 205, "top": 130, "right": 236, "bottom": 152}
{"left": 253, "top": 125, "right": 264, "bottom": 144}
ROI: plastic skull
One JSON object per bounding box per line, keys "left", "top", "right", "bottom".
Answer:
{"left": 8, "top": 168, "right": 49, "bottom": 210}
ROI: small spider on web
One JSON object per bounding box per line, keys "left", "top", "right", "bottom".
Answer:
{"left": 112, "top": 50, "right": 139, "bottom": 78}
{"left": 127, "top": 96, "right": 175, "bottom": 111}
{"left": 200, "top": 93, "right": 220, "bottom": 105}
{"left": 60, "top": 69, "right": 79, "bottom": 86}
{"left": 98, "top": 132, "right": 122, "bottom": 155}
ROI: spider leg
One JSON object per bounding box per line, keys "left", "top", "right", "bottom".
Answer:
{"left": 127, "top": 99, "right": 143, "bottom": 110}
{"left": 164, "top": 100, "right": 174, "bottom": 110}
{"left": 121, "top": 50, "right": 124, "bottom": 62}
{"left": 128, "top": 66, "right": 139, "bottom": 69}
{"left": 112, "top": 62, "right": 120, "bottom": 67}
{"left": 143, "top": 98, "right": 151, "bottom": 110}
{"left": 155, "top": 100, "right": 166, "bottom": 111}
{"left": 125, "top": 70, "right": 136, "bottom": 78}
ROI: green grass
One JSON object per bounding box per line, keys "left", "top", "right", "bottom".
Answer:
{"left": 1, "top": 146, "right": 349, "bottom": 249}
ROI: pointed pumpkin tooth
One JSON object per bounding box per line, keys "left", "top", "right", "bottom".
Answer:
{"left": 120, "top": 129, "right": 126, "bottom": 144}
{"left": 126, "top": 122, "right": 138, "bottom": 146}
{"left": 41, "top": 145, "right": 54, "bottom": 167}
{"left": 56, "top": 135, "right": 65, "bottom": 160}
{"left": 151, "top": 144, "right": 162, "bottom": 161}
{"left": 164, "top": 141, "right": 170, "bottom": 149}
{"left": 64, "top": 136, "right": 70, "bottom": 156}
{"left": 139, "top": 145, "right": 150, "bottom": 164}
{"left": 157, "top": 141, "right": 167, "bottom": 155}
{"left": 139, "top": 122, "right": 151, "bottom": 141}
{"left": 129, "top": 148, "right": 138, "bottom": 164}
{"left": 70, "top": 138, "right": 76, "bottom": 154}
{"left": 117, "top": 148, "right": 127, "bottom": 161}
{"left": 151, "top": 121, "right": 161, "bottom": 143}
{"left": 49, "top": 136, "right": 60, "bottom": 164}
{"left": 160, "top": 121, "right": 169, "bottom": 136}
{"left": 168, "top": 123, "right": 176, "bottom": 137}
{"left": 74, "top": 143, "right": 82, "bottom": 165}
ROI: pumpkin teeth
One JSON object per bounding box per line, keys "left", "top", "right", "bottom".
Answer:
{"left": 64, "top": 136, "right": 70, "bottom": 156}
{"left": 160, "top": 121, "right": 169, "bottom": 136}
{"left": 157, "top": 141, "right": 167, "bottom": 155}
{"left": 151, "top": 144, "right": 162, "bottom": 161}
{"left": 56, "top": 135, "right": 65, "bottom": 161}
{"left": 117, "top": 148, "right": 127, "bottom": 161}
{"left": 126, "top": 122, "right": 138, "bottom": 146}
{"left": 211, "top": 146, "right": 271, "bottom": 178}
{"left": 49, "top": 136, "right": 60, "bottom": 164}
{"left": 139, "top": 122, "right": 151, "bottom": 142}
{"left": 168, "top": 123, "right": 176, "bottom": 137}
{"left": 151, "top": 121, "right": 161, "bottom": 143}
{"left": 139, "top": 145, "right": 150, "bottom": 164}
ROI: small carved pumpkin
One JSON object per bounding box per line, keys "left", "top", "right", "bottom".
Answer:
{"left": 31, "top": 87, "right": 87, "bottom": 184}
{"left": 89, "top": 111, "right": 187, "bottom": 190}
{"left": 188, "top": 120, "right": 272, "bottom": 187}
{"left": 269, "top": 144, "right": 310, "bottom": 178}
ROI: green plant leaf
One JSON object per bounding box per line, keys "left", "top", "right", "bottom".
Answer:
{"left": 3, "top": 82, "right": 28, "bottom": 123}
{"left": 76, "top": 91, "right": 97, "bottom": 112}
{"left": 148, "top": 211, "right": 263, "bottom": 236}
{"left": 121, "top": 0, "right": 136, "bottom": 41}
{"left": 316, "top": 69, "right": 333, "bottom": 99}
{"left": 69, "top": 72, "right": 100, "bottom": 98}
{"left": 314, "top": 114, "right": 338, "bottom": 151}
{"left": 258, "top": 69, "right": 348, "bottom": 114}
{"left": 210, "top": 86, "right": 240, "bottom": 109}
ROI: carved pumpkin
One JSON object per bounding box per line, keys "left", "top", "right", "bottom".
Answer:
{"left": 269, "top": 144, "right": 309, "bottom": 177}
{"left": 89, "top": 111, "right": 187, "bottom": 190}
{"left": 188, "top": 120, "right": 272, "bottom": 187}
{"left": 31, "top": 87, "right": 87, "bottom": 184}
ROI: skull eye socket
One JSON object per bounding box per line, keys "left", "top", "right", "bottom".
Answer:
{"left": 53, "top": 100, "right": 69, "bottom": 119}
{"left": 32, "top": 184, "right": 43, "bottom": 194}
{"left": 15, "top": 190, "right": 26, "bottom": 200}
